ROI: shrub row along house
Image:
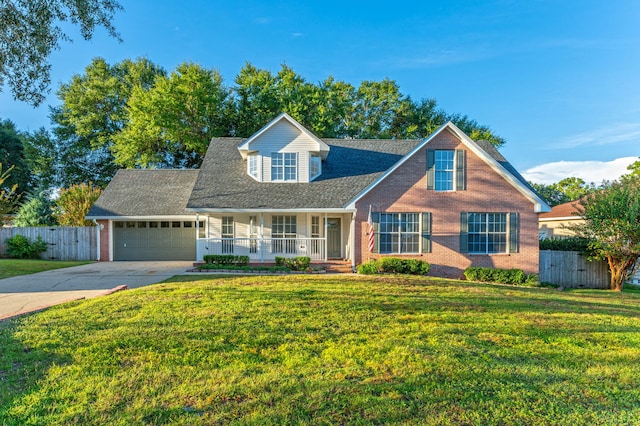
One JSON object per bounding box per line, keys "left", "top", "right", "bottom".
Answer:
{"left": 87, "top": 113, "right": 550, "bottom": 278}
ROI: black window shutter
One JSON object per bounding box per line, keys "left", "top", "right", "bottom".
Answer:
{"left": 456, "top": 149, "right": 466, "bottom": 190}
{"left": 509, "top": 212, "right": 519, "bottom": 253}
{"left": 421, "top": 212, "right": 432, "bottom": 253}
{"left": 372, "top": 212, "right": 380, "bottom": 254}
{"left": 459, "top": 212, "right": 469, "bottom": 253}
{"left": 426, "top": 149, "right": 435, "bottom": 190}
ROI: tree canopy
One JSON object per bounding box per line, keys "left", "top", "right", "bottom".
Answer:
{"left": 571, "top": 174, "right": 640, "bottom": 291}
{"left": 47, "top": 59, "right": 506, "bottom": 182}
{"left": 0, "top": 0, "right": 123, "bottom": 106}
{"left": 530, "top": 177, "right": 599, "bottom": 207}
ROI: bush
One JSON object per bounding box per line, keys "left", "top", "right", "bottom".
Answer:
{"left": 198, "top": 264, "right": 289, "bottom": 273}
{"left": 5, "top": 234, "right": 48, "bottom": 259}
{"left": 463, "top": 266, "right": 529, "bottom": 285}
{"left": 275, "top": 256, "right": 311, "bottom": 271}
{"left": 358, "top": 258, "right": 430, "bottom": 275}
{"left": 357, "top": 260, "right": 380, "bottom": 274}
{"left": 202, "top": 255, "right": 249, "bottom": 266}
{"left": 540, "top": 237, "right": 593, "bottom": 253}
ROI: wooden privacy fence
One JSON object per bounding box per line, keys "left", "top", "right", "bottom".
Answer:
{"left": 0, "top": 227, "right": 97, "bottom": 261}
{"left": 539, "top": 250, "right": 610, "bottom": 289}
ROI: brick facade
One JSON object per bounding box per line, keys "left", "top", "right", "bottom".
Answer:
{"left": 355, "top": 128, "right": 540, "bottom": 278}
{"left": 97, "top": 220, "right": 110, "bottom": 261}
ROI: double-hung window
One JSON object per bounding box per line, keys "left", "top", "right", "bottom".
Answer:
{"left": 272, "top": 215, "right": 297, "bottom": 253}
{"left": 379, "top": 213, "right": 420, "bottom": 254}
{"left": 467, "top": 213, "right": 507, "bottom": 254}
{"left": 427, "top": 149, "right": 466, "bottom": 191}
{"left": 248, "top": 154, "right": 259, "bottom": 180}
{"left": 435, "top": 150, "right": 454, "bottom": 191}
{"left": 310, "top": 153, "right": 321, "bottom": 180}
{"left": 271, "top": 152, "right": 297, "bottom": 181}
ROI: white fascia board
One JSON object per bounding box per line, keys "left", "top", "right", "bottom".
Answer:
{"left": 186, "top": 208, "right": 355, "bottom": 214}
{"left": 85, "top": 215, "right": 199, "bottom": 221}
{"left": 237, "top": 112, "right": 330, "bottom": 155}
{"left": 539, "top": 216, "right": 582, "bottom": 222}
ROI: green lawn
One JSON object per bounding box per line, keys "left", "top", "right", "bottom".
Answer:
{"left": 0, "top": 259, "right": 92, "bottom": 280}
{"left": 1, "top": 275, "right": 639, "bottom": 425}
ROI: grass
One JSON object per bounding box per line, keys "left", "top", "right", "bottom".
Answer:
{"left": 1, "top": 275, "right": 639, "bottom": 425}
{"left": 0, "top": 259, "right": 92, "bottom": 280}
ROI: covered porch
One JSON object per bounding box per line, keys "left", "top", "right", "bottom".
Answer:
{"left": 194, "top": 211, "right": 354, "bottom": 263}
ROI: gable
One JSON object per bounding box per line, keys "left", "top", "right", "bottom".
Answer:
{"left": 347, "top": 122, "right": 551, "bottom": 213}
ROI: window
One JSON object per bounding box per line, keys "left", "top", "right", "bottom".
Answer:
{"left": 310, "top": 153, "right": 321, "bottom": 180}
{"left": 272, "top": 215, "right": 297, "bottom": 253}
{"left": 466, "top": 213, "right": 507, "bottom": 254}
{"left": 271, "top": 152, "right": 297, "bottom": 181}
{"left": 427, "top": 149, "right": 465, "bottom": 191}
{"left": 435, "top": 150, "right": 454, "bottom": 191}
{"left": 379, "top": 213, "right": 420, "bottom": 254}
{"left": 248, "top": 154, "right": 259, "bottom": 180}
{"left": 222, "top": 216, "right": 234, "bottom": 254}
{"left": 197, "top": 220, "right": 205, "bottom": 238}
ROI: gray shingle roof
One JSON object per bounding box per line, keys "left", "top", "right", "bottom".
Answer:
{"left": 186, "top": 138, "right": 423, "bottom": 210}
{"left": 87, "top": 169, "right": 199, "bottom": 217}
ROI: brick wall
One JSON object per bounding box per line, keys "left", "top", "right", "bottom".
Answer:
{"left": 97, "top": 220, "right": 110, "bottom": 261}
{"left": 355, "top": 128, "right": 540, "bottom": 278}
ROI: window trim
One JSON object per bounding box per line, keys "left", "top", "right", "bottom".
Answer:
{"left": 310, "top": 153, "right": 321, "bottom": 180}
{"left": 271, "top": 152, "right": 297, "bottom": 182}
{"left": 248, "top": 153, "right": 260, "bottom": 181}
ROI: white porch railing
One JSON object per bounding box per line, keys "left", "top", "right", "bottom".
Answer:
{"left": 197, "top": 238, "right": 326, "bottom": 262}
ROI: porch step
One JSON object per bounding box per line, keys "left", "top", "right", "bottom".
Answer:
{"left": 316, "top": 260, "right": 354, "bottom": 274}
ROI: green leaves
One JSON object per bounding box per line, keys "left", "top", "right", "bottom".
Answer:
{"left": 571, "top": 177, "right": 640, "bottom": 290}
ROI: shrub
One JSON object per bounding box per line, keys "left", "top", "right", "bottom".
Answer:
{"left": 540, "top": 237, "right": 593, "bottom": 253}
{"left": 357, "top": 260, "right": 380, "bottom": 274}
{"left": 358, "top": 258, "right": 430, "bottom": 275}
{"left": 464, "top": 266, "right": 528, "bottom": 285}
{"left": 5, "top": 234, "right": 48, "bottom": 259}
{"left": 202, "top": 255, "right": 249, "bottom": 266}
{"left": 198, "top": 264, "right": 289, "bottom": 273}
{"left": 275, "top": 256, "right": 311, "bottom": 271}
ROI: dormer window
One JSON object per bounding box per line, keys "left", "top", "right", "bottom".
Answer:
{"left": 248, "top": 154, "right": 259, "bottom": 180}
{"left": 272, "top": 152, "right": 297, "bottom": 181}
{"left": 310, "top": 153, "right": 321, "bottom": 180}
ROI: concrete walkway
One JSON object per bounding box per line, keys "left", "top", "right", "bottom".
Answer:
{"left": 0, "top": 261, "right": 192, "bottom": 320}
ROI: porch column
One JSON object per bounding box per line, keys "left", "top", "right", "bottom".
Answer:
{"left": 260, "top": 213, "right": 264, "bottom": 263}
{"left": 351, "top": 211, "right": 356, "bottom": 271}
{"left": 324, "top": 213, "right": 328, "bottom": 262}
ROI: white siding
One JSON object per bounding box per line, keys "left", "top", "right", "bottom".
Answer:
{"left": 249, "top": 120, "right": 320, "bottom": 183}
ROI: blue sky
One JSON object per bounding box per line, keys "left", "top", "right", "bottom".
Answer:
{"left": 1, "top": 0, "right": 638, "bottom": 184}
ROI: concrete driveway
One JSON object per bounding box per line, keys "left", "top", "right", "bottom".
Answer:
{"left": 0, "top": 261, "right": 193, "bottom": 320}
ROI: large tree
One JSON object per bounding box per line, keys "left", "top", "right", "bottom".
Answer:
{"left": 55, "top": 182, "right": 102, "bottom": 226}
{"left": 113, "top": 62, "right": 230, "bottom": 168}
{"left": 0, "top": 118, "right": 31, "bottom": 194}
{"left": 52, "top": 57, "right": 164, "bottom": 185}
{"left": 0, "top": 163, "right": 20, "bottom": 225}
{"left": 571, "top": 176, "right": 640, "bottom": 291}
{"left": 0, "top": 0, "right": 122, "bottom": 106}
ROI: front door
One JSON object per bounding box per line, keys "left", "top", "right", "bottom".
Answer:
{"left": 327, "top": 218, "right": 341, "bottom": 258}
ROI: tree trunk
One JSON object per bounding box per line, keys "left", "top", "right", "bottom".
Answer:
{"left": 607, "top": 256, "right": 638, "bottom": 291}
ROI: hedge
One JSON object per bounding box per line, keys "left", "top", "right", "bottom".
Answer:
{"left": 275, "top": 256, "right": 311, "bottom": 271}
{"left": 464, "top": 266, "right": 537, "bottom": 285}
{"left": 202, "top": 255, "right": 250, "bottom": 266}
{"left": 357, "top": 258, "right": 430, "bottom": 275}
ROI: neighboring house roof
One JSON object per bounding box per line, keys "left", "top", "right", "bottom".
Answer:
{"left": 539, "top": 200, "right": 582, "bottom": 221}
{"left": 87, "top": 170, "right": 199, "bottom": 218}
{"left": 186, "top": 138, "right": 422, "bottom": 211}
{"left": 347, "top": 122, "right": 551, "bottom": 212}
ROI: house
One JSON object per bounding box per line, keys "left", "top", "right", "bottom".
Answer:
{"left": 538, "top": 200, "right": 583, "bottom": 239}
{"left": 87, "top": 113, "right": 550, "bottom": 278}
{"left": 539, "top": 199, "right": 640, "bottom": 285}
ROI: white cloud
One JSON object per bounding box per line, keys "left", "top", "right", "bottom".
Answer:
{"left": 552, "top": 123, "right": 640, "bottom": 149}
{"left": 522, "top": 157, "right": 638, "bottom": 185}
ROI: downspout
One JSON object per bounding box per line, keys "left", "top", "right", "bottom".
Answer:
{"left": 92, "top": 219, "right": 101, "bottom": 261}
